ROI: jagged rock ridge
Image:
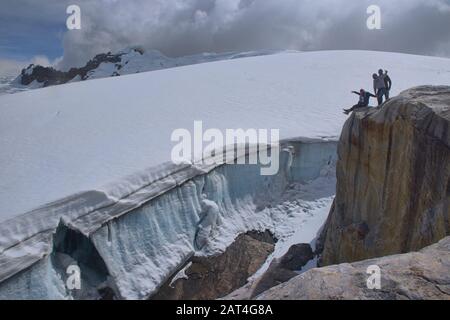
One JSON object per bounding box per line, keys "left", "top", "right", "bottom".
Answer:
{"left": 20, "top": 49, "right": 142, "bottom": 87}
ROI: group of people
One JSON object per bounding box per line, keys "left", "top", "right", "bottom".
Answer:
{"left": 344, "top": 69, "right": 392, "bottom": 115}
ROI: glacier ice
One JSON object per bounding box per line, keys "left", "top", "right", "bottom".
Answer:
{"left": 0, "top": 139, "right": 337, "bottom": 299}
{"left": 0, "top": 255, "right": 67, "bottom": 300}
{"left": 194, "top": 197, "right": 222, "bottom": 250}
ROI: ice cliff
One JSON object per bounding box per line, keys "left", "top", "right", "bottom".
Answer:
{"left": 0, "top": 139, "right": 337, "bottom": 299}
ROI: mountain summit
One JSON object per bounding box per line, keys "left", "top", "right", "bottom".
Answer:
{"left": 16, "top": 47, "right": 276, "bottom": 89}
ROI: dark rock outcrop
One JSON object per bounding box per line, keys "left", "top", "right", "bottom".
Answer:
{"left": 20, "top": 49, "right": 143, "bottom": 87}
{"left": 279, "top": 243, "right": 314, "bottom": 270}
{"left": 224, "top": 243, "right": 314, "bottom": 300}
{"left": 320, "top": 86, "right": 450, "bottom": 266}
{"left": 151, "top": 231, "right": 275, "bottom": 300}
{"left": 258, "top": 236, "right": 450, "bottom": 300}
{"left": 249, "top": 243, "right": 314, "bottom": 298}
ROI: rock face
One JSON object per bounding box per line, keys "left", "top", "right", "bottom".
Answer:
{"left": 151, "top": 231, "right": 275, "bottom": 300}
{"left": 320, "top": 86, "right": 450, "bottom": 266}
{"left": 258, "top": 236, "right": 450, "bottom": 300}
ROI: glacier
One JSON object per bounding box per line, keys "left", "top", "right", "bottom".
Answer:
{"left": 1, "top": 50, "right": 450, "bottom": 299}
{"left": 0, "top": 139, "right": 337, "bottom": 299}
{"left": 2, "top": 50, "right": 450, "bottom": 219}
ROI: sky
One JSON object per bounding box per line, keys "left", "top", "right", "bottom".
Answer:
{"left": 1, "top": 0, "right": 450, "bottom": 75}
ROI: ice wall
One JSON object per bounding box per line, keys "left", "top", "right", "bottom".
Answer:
{"left": 0, "top": 256, "right": 67, "bottom": 300}
{"left": 0, "top": 139, "right": 337, "bottom": 300}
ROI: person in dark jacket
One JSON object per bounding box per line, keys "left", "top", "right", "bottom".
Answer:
{"left": 378, "top": 69, "right": 392, "bottom": 100}
{"left": 343, "top": 89, "right": 377, "bottom": 114}
{"left": 373, "top": 73, "right": 386, "bottom": 106}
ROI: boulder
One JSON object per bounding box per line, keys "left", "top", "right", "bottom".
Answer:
{"left": 279, "top": 243, "right": 314, "bottom": 270}
{"left": 258, "top": 236, "right": 450, "bottom": 300}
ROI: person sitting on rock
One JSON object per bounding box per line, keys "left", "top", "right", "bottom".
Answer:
{"left": 343, "top": 89, "right": 377, "bottom": 115}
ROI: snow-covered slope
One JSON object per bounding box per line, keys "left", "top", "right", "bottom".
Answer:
{"left": 84, "top": 48, "right": 277, "bottom": 81}
{"left": 1, "top": 50, "right": 450, "bottom": 220}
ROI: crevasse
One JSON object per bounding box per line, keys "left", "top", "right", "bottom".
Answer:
{"left": 0, "top": 139, "right": 337, "bottom": 300}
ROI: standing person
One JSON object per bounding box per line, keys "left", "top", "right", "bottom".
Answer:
{"left": 343, "top": 89, "right": 377, "bottom": 114}
{"left": 373, "top": 73, "right": 386, "bottom": 106}
{"left": 379, "top": 69, "right": 392, "bottom": 100}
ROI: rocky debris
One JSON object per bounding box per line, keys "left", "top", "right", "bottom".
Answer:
{"left": 151, "top": 231, "right": 275, "bottom": 300}
{"left": 19, "top": 49, "right": 143, "bottom": 87}
{"left": 257, "top": 236, "right": 450, "bottom": 300}
{"left": 224, "top": 243, "right": 314, "bottom": 300}
{"left": 320, "top": 86, "right": 450, "bottom": 266}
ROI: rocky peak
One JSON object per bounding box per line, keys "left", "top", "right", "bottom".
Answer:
{"left": 19, "top": 47, "right": 144, "bottom": 87}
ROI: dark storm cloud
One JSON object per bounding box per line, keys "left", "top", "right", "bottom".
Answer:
{"left": 1, "top": 0, "right": 450, "bottom": 71}
{"left": 316, "top": 1, "right": 450, "bottom": 56}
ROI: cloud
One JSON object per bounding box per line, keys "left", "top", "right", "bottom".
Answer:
{"left": 0, "top": 56, "right": 59, "bottom": 77}
{"left": 54, "top": 0, "right": 450, "bottom": 69}
{"left": 1, "top": 0, "right": 450, "bottom": 70}
{"left": 29, "top": 56, "right": 54, "bottom": 67}
{"left": 0, "top": 59, "right": 26, "bottom": 77}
